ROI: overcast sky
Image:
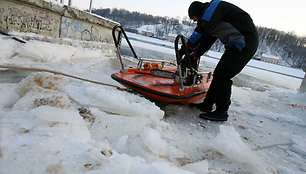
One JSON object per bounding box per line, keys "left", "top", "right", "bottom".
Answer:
{"left": 72, "top": 0, "right": 306, "bottom": 36}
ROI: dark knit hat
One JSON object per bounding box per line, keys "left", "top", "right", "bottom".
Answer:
{"left": 188, "top": 1, "right": 209, "bottom": 19}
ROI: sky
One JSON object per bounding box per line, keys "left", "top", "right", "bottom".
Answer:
{"left": 70, "top": 0, "right": 306, "bottom": 36}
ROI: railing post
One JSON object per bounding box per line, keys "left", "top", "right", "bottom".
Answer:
{"left": 300, "top": 73, "right": 306, "bottom": 92}
{"left": 89, "top": 0, "right": 93, "bottom": 12}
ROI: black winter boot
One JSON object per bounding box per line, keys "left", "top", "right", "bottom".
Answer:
{"left": 189, "top": 103, "right": 213, "bottom": 113}
{"left": 199, "top": 110, "right": 229, "bottom": 121}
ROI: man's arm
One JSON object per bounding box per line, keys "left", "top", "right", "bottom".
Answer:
{"left": 195, "top": 35, "right": 217, "bottom": 56}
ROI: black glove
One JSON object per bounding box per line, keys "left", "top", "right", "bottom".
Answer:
{"left": 178, "top": 41, "right": 195, "bottom": 60}
{"left": 178, "top": 47, "right": 186, "bottom": 60}
{"left": 189, "top": 51, "right": 200, "bottom": 70}
{"left": 180, "top": 51, "right": 200, "bottom": 71}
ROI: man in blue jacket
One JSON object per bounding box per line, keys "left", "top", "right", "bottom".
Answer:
{"left": 180, "top": 0, "right": 258, "bottom": 121}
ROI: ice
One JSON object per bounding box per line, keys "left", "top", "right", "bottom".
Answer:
{"left": 16, "top": 72, "right": 69, "bottom": 97}
{"left": 0, "top": 36, "right": 19, "bottom": 59}
{"left": 90, "top": 109, "right": 184, "bottom": 163}
{"left": 10, "top": 72, "right": 72, "bottom": 111}
{"left": 141, "top": 127, "right": 172, "bottom": 157}
{"left": 13, "top": 86, "right": 73, "bottom": 110}
{"left": 181, "top": 160, "right": 209, "bottom": 174}
{"left": 95, "top": 154, "right": 194, "bottom": 174}
{"left": 0, "top": 84, "right": 19, "bottom": 110}
{"left": 63, "top": 83, "right": 164, "bottom": 119}
{"left": 268, "top": 89, "right": 306, "bottom": 106}
{"left": 15, "top": 40, "right": 77, "bottom": 62}
{"left": 291, "top": 135, "right": 306, "bottom": 156}
{"left": 31, "top": 106, "right": 84, "bottom": 124}
{"left": 209, "top": 125, "right": 269, "bottom": 174}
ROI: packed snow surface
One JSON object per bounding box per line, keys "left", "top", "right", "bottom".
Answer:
{"left": 0, "top": 32, "right": 305, "bottom": 174}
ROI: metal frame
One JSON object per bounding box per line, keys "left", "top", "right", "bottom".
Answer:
{"left": 174, "top": 35, "right": 201, "bottom": 91}
{"left": 112, "top": 25, "right": 194, "bottom": 91}
{"left": 112, "top": 25, "right": 175, "bottom": 70}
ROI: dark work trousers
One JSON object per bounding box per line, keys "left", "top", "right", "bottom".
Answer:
{"left": 203, "top": 33, "right": 258, "bottom": 111}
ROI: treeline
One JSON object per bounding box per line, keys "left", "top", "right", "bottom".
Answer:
{"left": 212, "top": 27, "right": 306, "bottom": 69}
{"left": 91, "top": 8, "right": 180, "bottom": 27}
{"left": 256, "top": 27, "right": 306, "bottom": 70}
{"left": 91, "top": 8, "right": 305, "bottom": 70}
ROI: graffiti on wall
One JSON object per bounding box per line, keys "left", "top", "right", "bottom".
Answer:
{"left": 60, "top": 17, "right": 108, "bottom": 42}
{"left": 0, "top": 5, "right": 58, "bottom": 36}
{"left": 0, "top": 1, "right": 113, "bottom": 43}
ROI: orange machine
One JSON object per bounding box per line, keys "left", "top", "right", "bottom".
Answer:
{"left": 111, "top": 25, "right": 212, "bottom": 104}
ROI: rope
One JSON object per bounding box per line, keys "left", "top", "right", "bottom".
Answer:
{"left": 0, "top": 65, "right": 127, "bottom": 91}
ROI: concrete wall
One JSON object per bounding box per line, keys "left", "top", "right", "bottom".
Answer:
{"left": 0, "top": 0, "right": 118, "bottom": 44}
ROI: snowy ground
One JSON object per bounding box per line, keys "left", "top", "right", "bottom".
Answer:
{"left": 0, "top": 33, "right": 305, "bottom": 174}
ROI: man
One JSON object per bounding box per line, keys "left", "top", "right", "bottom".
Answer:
{"left": 179, "top": 0, "right": 258, "bottom": 121}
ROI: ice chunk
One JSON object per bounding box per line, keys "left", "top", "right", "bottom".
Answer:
{"left": 209, "top": 125, "right": 269, "bottom": 174}
{"left": 181, "top": 160, "right": 208, "bottom": 174}
{"left": 291, "top": 135, "right": 306, "bottom": 156}
{"left": 268, "top": 89, "right": 306, "bottom": 106}
{"left": 141, "top": 127, "right": 169, "bottom": 156}
{"left": 0, "top": 84, "right": 19, "bottom": 109}
{"left": 91, "top": 110, "right": 151, "bottom": 143}
{"left": 45, "top": 161, "right": 68, "bottom": 174}
{"left": 30, "top": 105, "right": 84, "bottom": 124}
{"left": 16, "top": 72, "right": 68, "bottom": 97}
{"left": 13, "top": 86, "right": 72, "bottom": 110}
{"left": 101, "top": 154, "right": 194, "bottom": 174}
{"left": 94, "top": 140, "right": 113, "bottom": 157}
{"left": 64, "top": 84, "right": 164, "bottom": 119}
{"left": 0, "top": 35, "right": 18, "bottom": 59}
{"left": 115, "top": 135, "right": 129, "bottom": 152}
{"left": 16, "top": 40, "right": 77, "bottom": 62}
{"left": 30, "top": 105, "right": 91, "bottom": 142}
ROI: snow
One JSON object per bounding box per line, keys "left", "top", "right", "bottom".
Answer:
{"left": 0, "top": 32, "right": 306, "bottom": 174}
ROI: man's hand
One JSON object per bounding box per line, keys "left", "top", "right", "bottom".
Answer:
{"left": 178, "top": 41, "right": 195, "bottom": 60}
{"left": 178, "top": 47, "right": 186, "bottom": 60}
{"left": 189, "top": 51, "right": 200, "bottom": 70}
